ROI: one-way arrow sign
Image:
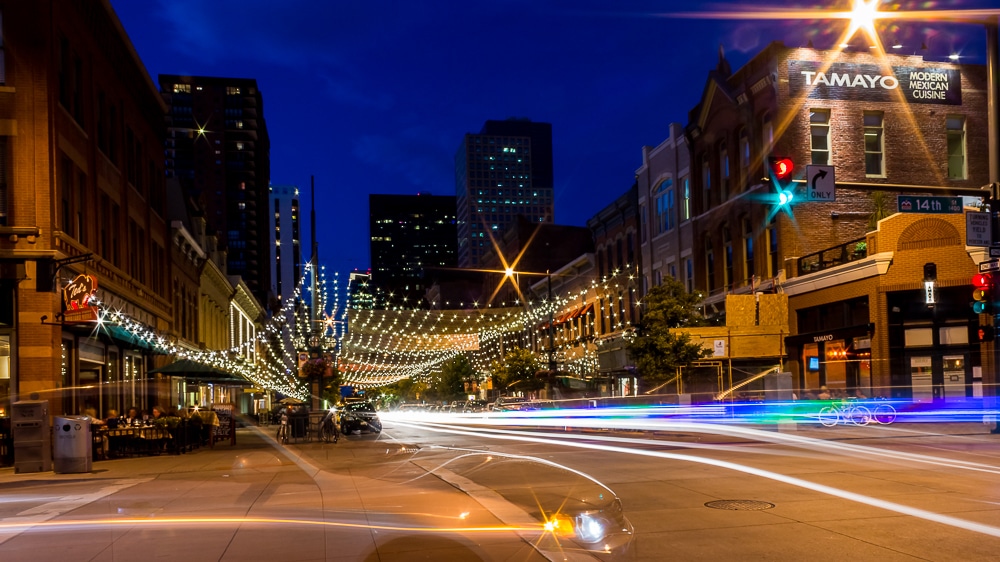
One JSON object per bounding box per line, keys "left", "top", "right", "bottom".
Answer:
{"left": 806, "top": 165, "right": 835, "bottom": 201}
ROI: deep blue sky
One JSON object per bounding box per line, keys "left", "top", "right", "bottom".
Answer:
{"left": 110, "top": 0, "right": 993, "bottom": 284}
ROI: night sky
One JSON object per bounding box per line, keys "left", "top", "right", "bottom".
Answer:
{"left": 109, "top": 0, "right": 993, "bottom": 286}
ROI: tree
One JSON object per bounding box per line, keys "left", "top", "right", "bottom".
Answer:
{"left": 867, "top": 190, "right": 891, "bottom": 232}
{"left": 435, "top": 354, "right": 476, "bottom": 401}
{"left": 627, "top": 278, "right": 711, "bottom": 384}
{"left": 496, "top": 348, "right": 542, "bottom": 393}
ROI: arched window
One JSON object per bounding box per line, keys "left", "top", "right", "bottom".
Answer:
{"left": 654, "top": 178, "right": 674, "bottom": 234}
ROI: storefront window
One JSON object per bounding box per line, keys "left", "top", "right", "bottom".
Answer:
{"left": 0, "top": 334, "right": 9, "bottom": 416}
{"left": 824, "top": 339, "right": 847, "bottom": 391}
{"left": 803, "top": 343, "right": 820, "bottom": 392}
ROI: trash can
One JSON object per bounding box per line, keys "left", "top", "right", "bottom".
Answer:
{"left": 53, "top": 416, "right": 92, "bottom": 473}
{"left": 12, "top": 400, "right": 51, "bottom": 473}
{"left": 291, "top": 413, "right": 307, "bottom": 439}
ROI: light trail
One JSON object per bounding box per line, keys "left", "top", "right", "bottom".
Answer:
{"left": 391, "top": 419, "right": 1000, "bottom": 539}
{"left": 383, "top": 409, "right": 1000, "bottom": 475}
{"left": 0, "top": 515, "right": 540, "bottom": 535}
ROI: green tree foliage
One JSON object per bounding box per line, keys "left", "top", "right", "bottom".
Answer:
{"left": 627, "top": 278, "right": 711, "bottom": 383}
{"left": 497, "top": 348, "right": 542, "bottom": 392}
{"left": 867, "top": 190, "right": 891, "bottom": 232}
{"left": 435, "top": 354, "right": 476, "bottom": 401}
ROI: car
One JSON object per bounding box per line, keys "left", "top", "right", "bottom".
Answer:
{"left": 463, "top": 400, "right": 489, "bottom": 413}
{"left": 493, "top": 396, "right": 529, "bottom": 411}
{"left": 339, "top": 401, "right": 382, "bottom": 434}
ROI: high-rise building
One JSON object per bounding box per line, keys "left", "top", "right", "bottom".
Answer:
{"left": 455, "top": 119, "right": 554, "bottom": 268}
{"left": 369, "top": 193, "right": 457, "bottom": 308}
{"left": 347, "top": 271, "right": 375, "bottom": 311}
{"left": 269, "top": 184, "right": 302, "bottom": 306}
{"left": 159, "top": 75, "right": 272, "bottom": 306}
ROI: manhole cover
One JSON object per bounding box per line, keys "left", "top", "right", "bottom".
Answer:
{"left": 705, "top": 499, "right": 775, "bottom": 511}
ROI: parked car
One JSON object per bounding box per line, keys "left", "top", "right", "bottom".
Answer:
{"left": 463, "top": 400, "right": 489, "bottom": 413}
{"left": 493, "top": 396, "right": 529, "bottom": 411}
{"left": 339, "top": 401, "right": 382, "bottom": 434}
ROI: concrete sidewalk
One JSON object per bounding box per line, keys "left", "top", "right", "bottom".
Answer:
{"left": 0, "top": 424, "right": 553, "bottom": 562}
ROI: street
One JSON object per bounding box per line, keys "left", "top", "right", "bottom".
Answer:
{"left": 1, "top": 415, "right": 1000, "bottom": 561}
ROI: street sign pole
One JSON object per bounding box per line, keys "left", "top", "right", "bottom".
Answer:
{"left": 989, "top": 181, "right": 1000, "bottom": 433}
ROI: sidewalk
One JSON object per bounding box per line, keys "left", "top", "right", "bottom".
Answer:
{"left": 0, "top": 425, "right": 552, "bottom": 562}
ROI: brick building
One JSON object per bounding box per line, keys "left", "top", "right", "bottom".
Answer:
{"left": 0, "top": 0, "right": 173, "bottom": 416}
{"left": 678, "top": 42, "right": 989, "bottom": 398}
{"left": 587, "top": 184, "right": 642, "bottom": 386}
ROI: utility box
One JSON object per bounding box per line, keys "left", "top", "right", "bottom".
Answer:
{"left": 765, "top": 372, "right": 794, "bottom": 401}
{"left": 12, "top": 400, "right": 51, "bottom": 473}
{"left": 53, "top": 416, "right": 92, "bottom": 473}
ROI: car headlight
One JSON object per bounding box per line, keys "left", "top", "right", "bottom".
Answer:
{"left": 574, "top": 513, "right": 606, "bottom": 543}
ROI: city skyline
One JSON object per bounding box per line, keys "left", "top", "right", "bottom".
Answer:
{"left": 110, "top": 0, "right": 994, "bottom": 280}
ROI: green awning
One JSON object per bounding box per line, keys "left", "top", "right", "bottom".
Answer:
{"left": 149, "top": 359, "right": 245, "bottom": 383}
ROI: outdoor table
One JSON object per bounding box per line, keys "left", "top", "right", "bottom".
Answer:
{"left": 102, "top": 425, "right": 173, "bottom": 457}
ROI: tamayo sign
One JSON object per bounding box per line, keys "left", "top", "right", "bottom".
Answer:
{"left": 788, "top": 60, "right": 961, "bottom": 105}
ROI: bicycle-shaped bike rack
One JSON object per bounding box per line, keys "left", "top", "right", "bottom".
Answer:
{"left": 818, "top": 399, "right": 897, "bottom": 427}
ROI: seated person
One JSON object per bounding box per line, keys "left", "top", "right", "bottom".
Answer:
{"left": 105, "top": 409, "right": 119, "bottom": 428}
{"left": 124, "top": 407, "right": 140, "bottom": 426}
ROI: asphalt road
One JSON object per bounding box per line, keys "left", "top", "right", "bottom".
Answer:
{"left": 1, "top": 417, "right": 1000, "bottom": 561}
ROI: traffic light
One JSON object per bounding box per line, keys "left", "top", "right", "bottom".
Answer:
{"left": 972, "top": 273, "right": 993, "bottom": 314}
{"left": 768, "top": 157, "right": 796, "bottom": 214}
{"left": 978, "top": 325, "right": 995, "bottom": 342}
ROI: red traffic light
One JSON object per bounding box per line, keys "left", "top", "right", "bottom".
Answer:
{"left": 973, "top": 273, "right": 993, "bottom": 289}
{"left": 771, "top": 157, "right": 794, "bottom": 180}
{"left": 979, "top": 326, "right": 995, "bottom": 342}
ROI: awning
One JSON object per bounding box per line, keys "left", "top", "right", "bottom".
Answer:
{"left": 149, "top": 359, "right": 245, "bottom": 384}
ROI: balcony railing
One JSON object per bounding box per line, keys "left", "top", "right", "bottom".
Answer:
{"left": 797, "top": 237, "right": 868, "bottom": 275}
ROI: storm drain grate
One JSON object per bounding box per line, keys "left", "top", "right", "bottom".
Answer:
{"left": 704, "top": 499, "right": 775, "bottom": 511}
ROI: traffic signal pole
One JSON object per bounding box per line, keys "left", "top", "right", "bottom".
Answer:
{"left": 988, "top": 17, "right": 1000, "bottom": 433}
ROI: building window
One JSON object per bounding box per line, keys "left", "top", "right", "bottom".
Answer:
{"left": 743, "top": 218, "right": 754, "bottom": 286}
{"left": 681, "top": 176, "right": 691, "bottom": 221}
{"left": 864, "top": 111, "right": 885, "bottom": 176}
{"left": 719, "top": 144, "right": 730, "bottom": 200}
{"left": 0, "top": 137, "right": 7, "bottom": 226}
{"left": 723, "top": 227, "right": 733, "bottom": 291}
{"left": 226, "top": 86, "right": 241, "bottom": 95}
{"left": 810, "top": 108, "right": 830, "bottom": 165}
{"left": 738, "top": 129, "right": 749, "bottom": 189}
{"left": 705, "top": 236, "right": 715, "bottom": 294}
{"left": 684, "top": 258, "right": 693, "bottom": 294}
{"left": 173, "top": 84, "right": 190, "bottom": 93}
{"left": 701, "top": 155, "right": 711, "bottom": 212}
{"left": 947, "top": 115, "right": 966, "bottom": 180}
{"left": 762, "top": 113, "right": 773, "bottom": 154}
{"left": 654, "top": 178, "right": 673, "bottom": 234}
{"left": 767, "top": 223, "right": 778, "bottom": 278}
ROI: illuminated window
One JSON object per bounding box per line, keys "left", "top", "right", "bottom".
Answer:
{"left": 946, "top": 115, "right": 966, "bottom": 179}
{"left": 864, "top": 111, "right": 884, "bottom": 176}
{"left": 173, "top": 83, "right": 190, "bottom": 93}
{"left": 681, "top": 176, "right": 690, "bottom": 221}
{"left": 810, "top": 109, "right": 830, "bottom": 165}
{"left": 654, "top": 178, "right": 673, "bottom": 234}
{"left": 226, "top": 86, "right": 241, "bottom": 95}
